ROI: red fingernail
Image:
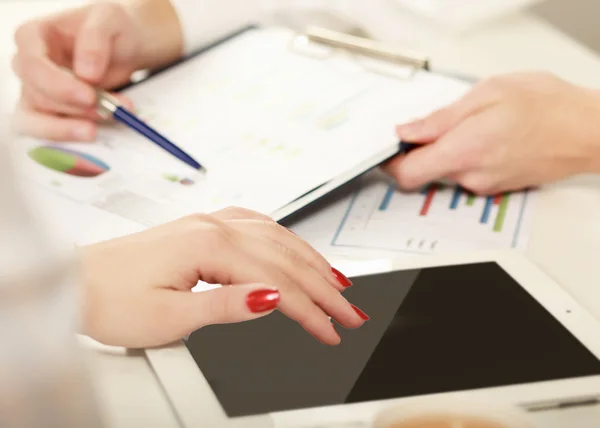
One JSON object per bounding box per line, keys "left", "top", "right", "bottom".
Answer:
{"left": 246, "top": 289, "right": 280, "bottom": 313}
{"left": 351, "top": 304, "right": 370, "bottom": 321}
{"left": 332, "top": 267, "right": 352, "bottom": 288}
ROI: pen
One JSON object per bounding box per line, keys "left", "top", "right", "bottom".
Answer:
{"left": 96, "top": 91, "right": 204, "bottom": 172}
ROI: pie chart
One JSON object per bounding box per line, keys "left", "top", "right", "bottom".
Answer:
{"left": 28, "top": 146, "right": 110, "bottom": 178}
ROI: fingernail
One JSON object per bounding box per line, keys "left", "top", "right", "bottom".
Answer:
{"left": 72, "top": 125, "right": 94, "bottom": 141}
{"left": 332, "top": 267, "right": 352, "bottom": 288}
{"left": 246, "top": 289, "right": 280, "bottom": 313}
{"left": 351, "top": 304, "right": 370, "bottom": 321}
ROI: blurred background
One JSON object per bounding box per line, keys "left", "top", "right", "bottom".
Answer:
{"left": 533, "top": 0, "right": 600, "bottom": 53}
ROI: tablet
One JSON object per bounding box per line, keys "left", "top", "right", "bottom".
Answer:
{"left": 146, "top": 251, "right": 600, "bottom": 427}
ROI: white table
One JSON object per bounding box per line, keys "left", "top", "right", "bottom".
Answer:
{"left": 2, "top": 1, "right": 600, "bottom": 427}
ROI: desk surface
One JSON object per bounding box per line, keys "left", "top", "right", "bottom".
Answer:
{"left": 2, "top": 1, "right": 600, "bottom": 427}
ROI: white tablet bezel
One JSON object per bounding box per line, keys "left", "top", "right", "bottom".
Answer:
{"left": 145, "top": 250, "right": 600, "bottom": 428}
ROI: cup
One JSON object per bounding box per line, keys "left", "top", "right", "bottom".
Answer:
{"left": 373, "top": 397, "right": 536, "bottom": 428}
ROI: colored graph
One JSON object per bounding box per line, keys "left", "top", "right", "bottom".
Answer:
{"left": 163, "top": 174, "right": 195, "bottom": 186}
{"left": 334, "top": 179, "right": 532, "bottom": 254}
{"left": 28, "top": 146, "right": 109, "bottom": 178}
{"left": 415, "top": 184, "right": 512, "bottom": 233}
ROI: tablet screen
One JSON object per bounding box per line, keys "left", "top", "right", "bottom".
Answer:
{"left": 185, "top": 262, "right": 600, "bottom": 417}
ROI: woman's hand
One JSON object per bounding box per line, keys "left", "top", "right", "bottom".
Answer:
{"left": 81, "top": 208, "right": 366, "bottom": 349}
{"left": 385, "top": 72, "right": 600, "bottom": 194}
{"left": 12, "top": 0, "right": 183, "bottom": 142}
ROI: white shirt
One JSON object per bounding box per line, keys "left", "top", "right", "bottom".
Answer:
{"left": 170, "top": 0, "right": 356, "bottom": 54}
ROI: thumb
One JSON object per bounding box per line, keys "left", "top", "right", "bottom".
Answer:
{"left": 396, "top": 106, "right": 466, "bottom": 143}
{"left": 174, "top": 285, "right": 280, "bottom": 333}
{"left": 386, "top": 119, "right": 478, "bottom": 190}
{"left": 74, "top": 4, "right": 130, "bottom": 82}
{"left": 396, "top": 86, "right": 485, "bottom": 143}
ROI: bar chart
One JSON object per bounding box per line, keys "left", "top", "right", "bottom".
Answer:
{"left": 417, "top": 184, "right": 513, "bottom": 232}
{"left": 333, "top": 179, "right": 533, "bottom": 254}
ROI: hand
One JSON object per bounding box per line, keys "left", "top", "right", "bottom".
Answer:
{"left": 12, "top": 0, "right": 183, "bottom": 142}
{"left": 81, "top": 208, "right": 366, "bottom": 349}
{"left": 384, "top": 72, "right": 600, "bottom": 194}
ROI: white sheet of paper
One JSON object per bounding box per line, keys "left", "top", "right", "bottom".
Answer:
{"left": 289, "top": 172, "right": 536, "bottom": 261}
{"left": 13, "top": 27, "right": 470, "bottom": 228}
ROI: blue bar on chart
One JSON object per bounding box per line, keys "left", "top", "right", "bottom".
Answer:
{"left": 480, "top": 196, "right": 495, "bottom": 224}
{"left": 379, "top": 184, "right": 396, "bottom": 211}
{"left": 450, "top": 186, "right": 462, "bottom": 210}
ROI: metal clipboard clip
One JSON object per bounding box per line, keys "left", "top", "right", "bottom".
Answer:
{"left": 290, "top": 26, "right": 430, "bottom": 80}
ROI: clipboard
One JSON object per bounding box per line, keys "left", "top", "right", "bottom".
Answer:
{"left": 104, "top": 25, "right": 473, "bottom": 225}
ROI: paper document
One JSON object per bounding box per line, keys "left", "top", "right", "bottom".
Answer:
{"left": 289, "top": 172, "right": 535, "bottom": 260}
{"left": 12, "top": 27, "right": 470, "bottom": 227}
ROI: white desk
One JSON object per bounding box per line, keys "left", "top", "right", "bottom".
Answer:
{"left": 2, "top": 1, "right": 600, "bottom": 427}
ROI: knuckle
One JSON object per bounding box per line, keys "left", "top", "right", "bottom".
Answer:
{"left": 394, "top": 167, "right": 417, "bottom": 190}
{"left": 221, "top": 206, "right": 255, "bottom": 219}
{"left": 14, "top": 21, "right": 36, "bottom": 46}
{"left": 53, "top": 81, "right": 77, "bottom": 102}
{"left": 209, "top": 290, "right": 234, "bottom": 321}
{"left": 460, "top": 175, "right": 493, "bottom": 196}
{"left": 276, "top": 241, "right": 302, "bottom": 266}
{"left": 190, "top": 218, "right": 232, "bottom": 249}
{"left": 16, "top": 54, "right": 37, "bottom": 79}
{"left": 450, "top": 148, "right": 479, "bottom": 171}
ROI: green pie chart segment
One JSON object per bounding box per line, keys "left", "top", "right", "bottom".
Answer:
{"left": 28, "top": 146, "right": 110, "bottom": 178}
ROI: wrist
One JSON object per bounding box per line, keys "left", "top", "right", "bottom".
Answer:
{"left": 122, "top": 0, "right": 185, "bottom": 70}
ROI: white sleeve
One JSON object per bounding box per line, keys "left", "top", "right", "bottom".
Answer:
{"left": 169, "top": 0, "right": 351, "bottom": 54}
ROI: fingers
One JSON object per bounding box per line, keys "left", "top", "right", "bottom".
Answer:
{"left": 172, "top": 285, "right": 280, "bottom": 330}
{"left": 387, "top": 83, "right": 499, "bottom": 190}
{"left": 223, "top": 224, "right": 365, "bottom": 344}
{"left": 182, "top": 213, "right": 365, "bottom": 346}
{"left": 234, "top": 263, "right": 343, "bottom": 346}
{"left": 15, "top": 99, "right": 97, "bottom": 142}
{"left": 386, "top": 114, "right": 488, "bottom": 190}
{"left": 396, "top": 107, "right": 464, "bottom": 143}
{"left": 74, "top": 3, "right": 132, "bottom": 82}
{"left": 12, "top": 53, "right": 97, "bottom": 109}
{"left": 13, "top": 19, "right": 49, "bottom": 57}
{"left": 383, "top": 140, "right": 462, "bottom": 190}
{"left": 396, "top": 86, "right": 488, "bottom": 143}
{"left": 141, "top": 285, "right": 280, "bottom": 348}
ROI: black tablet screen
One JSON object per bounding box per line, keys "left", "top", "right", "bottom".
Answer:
{"left": 185, "top": 262, "right": 600, "bottom": 417}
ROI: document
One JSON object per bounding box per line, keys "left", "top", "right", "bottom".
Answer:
{"left": 12, "top": 27, "right": 471, "bottom": 227}
{"left": 289, "top": 172, "right": 535, "bottom": 260}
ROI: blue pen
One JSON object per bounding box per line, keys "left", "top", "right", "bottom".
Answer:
{"left": 96, "top": 91, "right": 204, "bottom": 172}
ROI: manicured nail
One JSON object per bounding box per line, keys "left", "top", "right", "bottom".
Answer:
{"left": 72, "top": 125, "right": 94, "bottom": 141}
{"left": 246, "top": 289, "right": 280, "bottom": 313}
{"left": 351, "top": 304, "right": 370, "bottom": 321}
{"left": 331, "top": 267, "right": 352, "bottom": 288}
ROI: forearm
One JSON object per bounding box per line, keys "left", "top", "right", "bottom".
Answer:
{"left": 123, "top": 0, "right": 185, "bottom": 70}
